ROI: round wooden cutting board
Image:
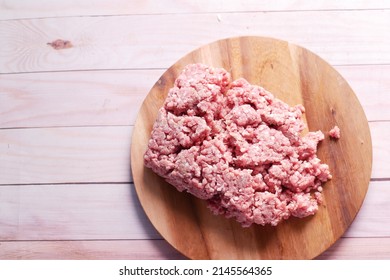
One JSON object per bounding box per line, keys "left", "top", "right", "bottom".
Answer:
{"left": 131, "top": 36, "right": 372, "bottom": 259}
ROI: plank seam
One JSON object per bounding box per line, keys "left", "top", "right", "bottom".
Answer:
{"left": 2, "top": 179, "right": 388, "bottom": 187}
{"left": 1, "top": 120, "right": 389, "bottom": 132}
{"left": 1, "top": 236, "right": 390, "bottom": 243}
{"left": 1, "top": 63, "right": 390, "bottom": 76}
{"left": 0, "top": 124, "right": 133, "bottom": 130}
{"left": 0, "top": 67, "right": 166, "bottom": 75}
{"left": 1, "top": 8, "right": 390, "bottom": 22}
{"left": 370, "top": 178, "right": 390, "bottom": 182}
{"left": 0, "top": 182, "right": 133, "bottom": 187}
{"left": 0, "top": 238, "right": 164, "bottom": 242}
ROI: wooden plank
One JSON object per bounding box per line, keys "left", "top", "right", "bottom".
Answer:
{"left": 1, "top": 0, "right": 389, "bottom": 20}
{"left": 0, "top": 182, "right": 388, "bottom": 241}
{"left": 0, "top": 126, "right": 133, "bottom": 184}
{"left": 0, "top": 122, "right": 387, "bottom": 185}
{"left": 0, "top": 237, "right": 389, "bottom": 260}
{"left": 370, "top": 122, "right": 390, "bottom": 180}
{"left": 0, "top": 184, "right": 161, "bottom": 241}
{"left": 316, "top": 237, "right": 390, "bottom": 260}
{"left": 0, "top": 69, "right": 164, "bottom": 129}
{"left": 336, "top": 65, "right": 390, "bottom": 122}
{"left": 0, "top": 65, "right": 389, "bottom": 130}
{"left": 0, "top": 10, "right": 389, "bottom": 73}
{"left": 0, "top": 240, "right": 185, "bottom": 260}
{"left": 344, "top": 181, "right": 390, "bottom": 237}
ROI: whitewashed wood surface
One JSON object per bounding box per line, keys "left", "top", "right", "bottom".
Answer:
{"left": 0, "top": 0, "right": 389, "bottom": 259}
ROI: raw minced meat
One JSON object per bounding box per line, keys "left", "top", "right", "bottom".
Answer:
{"left": 329, "top": 126, "right": 341, "bottom": 139}
{"left": 144, "top": 63, "right": 332, "bottom": 227}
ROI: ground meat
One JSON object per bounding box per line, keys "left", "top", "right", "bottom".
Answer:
{"left": 329, "top": 126, "right": 341, "bottom": 139}
{"left": 144, "top": 63, "right": 332, "bottom": 227}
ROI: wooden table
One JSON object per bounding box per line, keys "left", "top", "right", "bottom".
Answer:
{"left": 0, "top": 0, "right": 389, "bottom": 259}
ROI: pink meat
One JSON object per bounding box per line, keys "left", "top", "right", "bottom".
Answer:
{"left": 329, "top": 126, "right": 341, "bottom": 139}
{"left": 144, "top": 63, "right": 332, "bottom": 227}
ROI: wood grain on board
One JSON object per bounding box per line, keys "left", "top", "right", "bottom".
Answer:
{"left": 0, "top": 182, "right": 388, "bottom": 242}
{"left": 0, "top": 184, "right": 160, "bottom": 241}
{"left": 0, "top": 10, "right": 389, "bottom": 73}
{"left": 0, "top": 65, "right": 389, "bottom": 129}
{"left": 0, "top": 70, "right": 165, "bottom": 129}
{"left": 0, "top": 240, "right": 185, "bottom": 260}
{"left": 0, "top": 126, "right": 133, "bottom": 184}
{"left": 1, "top": 237, "right": 390, "bottom": 260}
{"left": 1, "top": 0, "right": 389, "bottom": 20}
{"left": 131, "top": 36, "right": 372, "bottom": 259}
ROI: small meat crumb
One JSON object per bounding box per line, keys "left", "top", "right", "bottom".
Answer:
{"left": 47, "top": 39, "right": 73, "bottom": 50}
{"left": 144, "top": 63, "right": 332, "bottom": 227}
{"left": 329, "top": 126, "right": 341, "bottom": 139}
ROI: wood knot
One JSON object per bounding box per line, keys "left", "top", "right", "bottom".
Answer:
{"left": 47, "top": 39, "right": 73, "bottom": 50}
